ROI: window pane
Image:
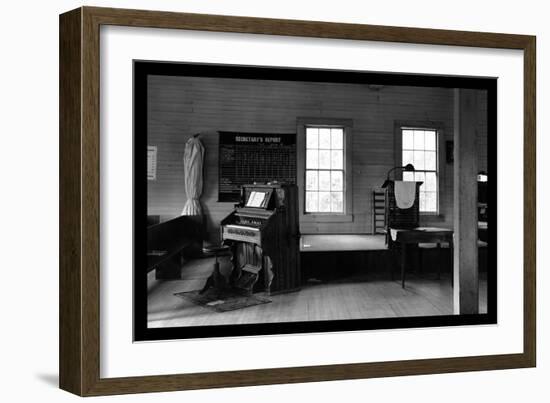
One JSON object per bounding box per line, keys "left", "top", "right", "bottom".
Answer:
{"left": 413, "top": 151, "right": 425, "bottom": 170}
{"left": 414, "top": 130, "right": 425, "bottom": 150}
{"left": 419, "top": 192, "right": 426, "bottom": 212}
{"left": 425, "top": 191, "right": 437, "bottom": 212}
{"left": 425, "top": 172, "right": 437, "bottom": 191}
{"left": 306, "top": 170, "right": 318, "bottom": 191}
{"left": 318, "top": 192, "right": 331, "bottom": 212}
{"left": 306, "top": 191, "right": 318, "bottom": 212}
{"left": 304, "top": 125, "right": 348, "bottom": 215}
{"left": 425, "top": 151, "right": 436, "bottom": 170}
{"left": 306, "top": 128, "right": 319, "bottom": 149}
{"left": 331, "top": 150, "right": 343, "bottom": 169}
{"left": 425, "top": 130, "right": 436, "bottom": 150}
{"left": 415, "top": 172, "right": 427, "bottom": 198}
{"left": 319, "top": 150, "right": 331, "bottom": 169}
{"left": 403, "top": 130, "right": 414, "bottom": 149}
{"left": 331, "top": 128, "right": 343, "bottom": 149}
{"left": 401, "top": 128, "right": 438, "bottom": 213}
{"left": 402, "top": 150, "right": 414, "bottom": 166}
{"left": 319, "top": 171, "right": 331, "bottom": 191}
{"left": 306, "top": 149, "right": 318, "bottom": 169}
{"left": 319, "top": 128, "right": 331, "bottom": 149}
{"left": 331, "top": 170, "right": 343, "bottom": 191}
{"left": 331, "top": 191, "right": 344, "bottom": 212}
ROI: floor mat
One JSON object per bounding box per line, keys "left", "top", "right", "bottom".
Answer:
{"left": 174, "top": 288, "right": 271, "bottom": 312}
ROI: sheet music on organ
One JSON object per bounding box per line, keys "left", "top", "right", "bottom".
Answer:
{"left": 246, "top": 191, "right": 268, "bottom": 208}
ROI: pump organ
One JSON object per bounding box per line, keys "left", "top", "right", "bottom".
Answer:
{"left": 221, "top": 183, "right": 300, "bottom": 295}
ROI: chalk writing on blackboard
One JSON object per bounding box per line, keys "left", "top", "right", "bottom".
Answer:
{"left": 218, "top": 132, "right": 296, "bottom": 202}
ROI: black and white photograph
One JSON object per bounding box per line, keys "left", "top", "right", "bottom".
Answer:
{"left": 134, "top": 61, "right": 496, "bottom": 341}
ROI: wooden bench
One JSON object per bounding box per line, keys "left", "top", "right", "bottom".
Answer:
{"left": 147, "top": 215, "right": 203, "bottom": 279}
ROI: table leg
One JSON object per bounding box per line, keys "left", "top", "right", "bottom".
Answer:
{"left": 437, "top": 243, "right": 441, "bottom": 280}
{"left": 390, "top": 243, "right": 395, "bottom": 281}
{"left": 401, "top": 242, "right": 406, "bottom": 288}
{"left": 449, "top": 241, "right": 454, "bottom": 288}
{"left": 418, "top": 244, "right": 423, "bottom": 275}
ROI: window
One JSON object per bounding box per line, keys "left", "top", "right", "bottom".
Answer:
{"left": 401, "top": 128, "right": 438, "bottom": 213}
{"left": 305, "top": 127, "right": 345, "bottom": 213}
{"left": 297, "top": 118, "right": 352, "bottom": 222}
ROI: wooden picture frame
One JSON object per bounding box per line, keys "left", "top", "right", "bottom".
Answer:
{"left": 59, "top": 6, "right": 536, "bottom": 396}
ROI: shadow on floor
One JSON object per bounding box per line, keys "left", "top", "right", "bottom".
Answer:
{"left": 35, "top": 373, "right": 58, "bottom": 388}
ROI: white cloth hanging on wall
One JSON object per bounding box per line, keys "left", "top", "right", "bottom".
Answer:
{"left": 394, "top": 181, "right": 416, "bottom": 209}
{"left": 181, "top": 136, "right": 205, "bottom": 216}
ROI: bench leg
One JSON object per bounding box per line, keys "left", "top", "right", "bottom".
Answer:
{"left": 155, "top": 254, "right": 183, "bottom": 280}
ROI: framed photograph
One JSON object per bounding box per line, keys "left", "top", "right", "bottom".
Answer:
{"left": 60, "top": 6, "right": 536, "bottom": 396}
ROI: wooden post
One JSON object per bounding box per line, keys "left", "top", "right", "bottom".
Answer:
{"left": 453, "top": 89, "right": 479, "bottom": 314}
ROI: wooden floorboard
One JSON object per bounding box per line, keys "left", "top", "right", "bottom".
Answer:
{"left": 147, "top": 256, "right": 487, "bottom": 328}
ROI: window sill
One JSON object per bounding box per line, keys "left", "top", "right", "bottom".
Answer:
{"left": 300, "top": 214, "right": 353, "bottom": 223}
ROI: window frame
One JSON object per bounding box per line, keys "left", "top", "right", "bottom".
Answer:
{"left": 394, "top": 121, "right": 445, "bottom": 216}
{"left": 297, "top": 117, "right": 353, "bottom": 223}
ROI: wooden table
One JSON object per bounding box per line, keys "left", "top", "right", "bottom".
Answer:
{"left": 390, "top": 227, "right": 454, "bottom": 288}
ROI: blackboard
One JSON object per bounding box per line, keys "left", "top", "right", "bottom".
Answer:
{"left": 218, "top": 131, "right": 297, "bottom": 202}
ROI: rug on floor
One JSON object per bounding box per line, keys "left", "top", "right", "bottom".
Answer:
{"left": 174, "top": 288, "right": 271, "bottom": 312}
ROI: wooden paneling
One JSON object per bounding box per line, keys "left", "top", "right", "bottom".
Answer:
{"left": 453, "top": 89, "right": 480, "bottom": 314}
{"left": 477, "top": 92, "right": 489, "bottom": 172}
{"left": 147, "top": 75, "right": 488, "bottom": 240}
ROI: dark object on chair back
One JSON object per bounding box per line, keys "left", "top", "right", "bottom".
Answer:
{"left": 384, "top": 180, "right": 422, "bottom": 245}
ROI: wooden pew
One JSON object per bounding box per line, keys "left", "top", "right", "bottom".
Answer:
{"left": 147, "top": 215, "right": 203, "bottom": 279}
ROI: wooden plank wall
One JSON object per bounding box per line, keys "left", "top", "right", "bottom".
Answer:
{"left": 477, "top": 93, "right": 488, "bottom": 172}
{"left": 147, "top": 75, "right": 487, "bottom": 242}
